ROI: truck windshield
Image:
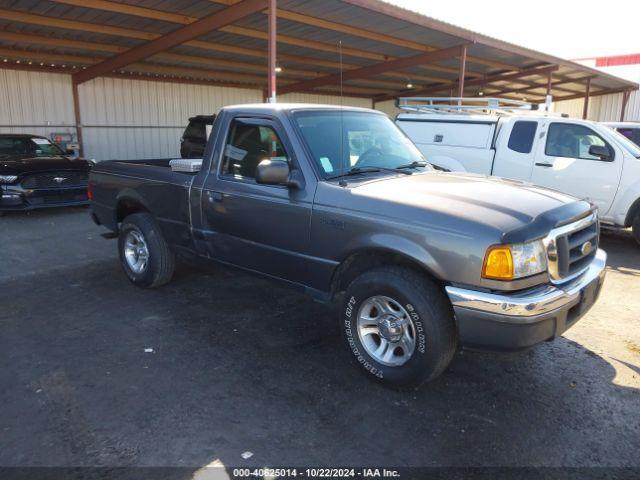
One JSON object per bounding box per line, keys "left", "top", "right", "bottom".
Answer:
{"left": 293, "top": 110, "right": 430, "bottom": 178}
{"left": 0, "top": 137, "right": 66, "bottom": 157}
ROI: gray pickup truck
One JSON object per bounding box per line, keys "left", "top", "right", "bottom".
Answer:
{"left": 90, "top": 103, "right": 607, "bottom": 387}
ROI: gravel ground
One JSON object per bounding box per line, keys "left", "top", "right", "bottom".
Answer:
{"left": 0, "top": 207, "right": 639, "bottom": 476}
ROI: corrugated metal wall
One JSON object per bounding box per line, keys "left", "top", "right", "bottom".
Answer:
{"left": 554, "top": 90, "right": 640, "bottom": 122}
{"left": 0, "top": 69, "right": 76, "bottom": 138}
{"left": 77, "top": 77, "right": 263, "bottom": 160}
{"left": 0, "top": 68, "right": 378, "bottom": 161}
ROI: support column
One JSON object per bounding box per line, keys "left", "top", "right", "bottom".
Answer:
{"left": 620, "top": 90, "right": 630, "bottom": 122}
{"left": 582, "top": 78, "right": 591, "bottom": 120}
{"left": 545, "top": 71, "right": 553, "bottom": 110}
{"left": 457, "top": 44, "right": 467, "bottom": 105}
{"left": 71, "top": 80, "right": 84, "bottom": 157}
{"left": 267, "top": 0, "right": 277, "bottom": 103}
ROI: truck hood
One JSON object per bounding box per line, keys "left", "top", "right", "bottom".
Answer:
{"left": 344, "top": 171, "right": 590, "bottom": 239}
{"left": 0, "top": 154, "right": 92, "bottom": 176}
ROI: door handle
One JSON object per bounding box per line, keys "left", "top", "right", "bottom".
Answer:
{"left": 207, "top": 191, "right": 223, "bottom": 203}
{"left": 535, "top": 162, "right": 553, "bottom": 167}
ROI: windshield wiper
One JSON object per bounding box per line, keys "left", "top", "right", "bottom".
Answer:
{"left": 327, "top": 166, "right": 413, "bottom": 180}
{"left": 396, "top": 161, "right": 429, "bottom": 170}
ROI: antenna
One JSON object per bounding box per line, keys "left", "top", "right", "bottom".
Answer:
{"left": 338, "top": 40, "right": 347, "bottom": 187}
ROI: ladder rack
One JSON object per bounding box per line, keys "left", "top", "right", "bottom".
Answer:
{"left": 396, "top": 97, "right": 565, "bottom": 117}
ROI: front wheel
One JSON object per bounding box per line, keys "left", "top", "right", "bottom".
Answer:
{"left": 340, "top": 267, "right": 458, "bottom": 388}
{"left": 118, "top": 213, "right": 175, "bottom": 288}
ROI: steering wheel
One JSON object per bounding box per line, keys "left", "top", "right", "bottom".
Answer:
{"left": 353, "top": 147, "right": 384, "bottom": 168}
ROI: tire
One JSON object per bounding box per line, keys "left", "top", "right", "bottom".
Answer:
{"left": 340, "top": 266, "right": 458, "bottom": 388}
{"left": 118, "top": 213, "right": 175, "bottom": 288}
{"left": 633, "top": 213, "right": 640, "bottom": 247}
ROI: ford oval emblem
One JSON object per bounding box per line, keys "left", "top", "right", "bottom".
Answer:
{"left": 581, "top": 241, "right": 593, "bottom": 256}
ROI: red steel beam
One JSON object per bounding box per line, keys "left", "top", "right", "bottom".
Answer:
{"left": 73, "top": 0, "right": 267, "bottom": 84}
{"left": 620, "top": 90, "right": 631, "bottom": 122}
{"left": 457, "top": 44, "right": 467, "bottom": 103}
{"left": 277, "top": 44, "right": 468, "bottom": 95}
{"left": 554, "top": 87, "right": 634, "bottom": 102}
{"left": 267, "top": 0, "right": 276, "bottom": 102}
{"left": 375, "top": 64, "right": 559, "bottom": 102}
{"left": 484, "top": 75, "right": 596, "bottom": 98}
{"left": 582, "top": 77, "right": 591, "bottom": 119}
{"left": 71, "top": 80, "right": 84, "bottom": 156}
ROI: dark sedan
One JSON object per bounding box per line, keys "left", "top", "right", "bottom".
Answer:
{"left": 0, "top": 134, "right": 92, "bottom": 214}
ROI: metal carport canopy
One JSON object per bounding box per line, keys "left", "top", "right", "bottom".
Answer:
{"left": 0, "top": 0, "right": 637, "bottom": 104}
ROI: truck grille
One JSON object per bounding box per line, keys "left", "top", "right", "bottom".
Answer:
{"left": 21, "top": 172, "right": 88, "bottom": 189}
{"left": 546, "top": 213, "right": 599, "bottom": 284}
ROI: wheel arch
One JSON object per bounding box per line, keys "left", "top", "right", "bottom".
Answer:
{"left": 330, "top": 243, "right": 445, "bottom": 301}
{"left": 115, "top": 189, "right": 152, "bottom": 226}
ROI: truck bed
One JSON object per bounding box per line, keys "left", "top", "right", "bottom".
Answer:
{"left": 90, "top": 158, "right": 196, "bottom": 248}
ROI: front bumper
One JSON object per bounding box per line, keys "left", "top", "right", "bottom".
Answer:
{"left": 0, "top": 185, "right": 89, "bottom": 211}
{"left": 445, "top": 249, "right": 607, "bottom": 350}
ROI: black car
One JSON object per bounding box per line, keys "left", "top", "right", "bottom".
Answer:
{"left": 0, "top": 134, "right": 92, "bottom": 214}
{"left": 180, "top": 115, "right": 215, "bottom": 158}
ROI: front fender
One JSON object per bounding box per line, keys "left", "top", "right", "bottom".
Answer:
{"left": 341, "top": 232, "right": 447, "bottom": 280}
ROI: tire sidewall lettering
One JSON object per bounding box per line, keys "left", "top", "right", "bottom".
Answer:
{"left": 405, "top": 303, "right": 426, "bottom": 355}
{"left": 344, "top": 295, "right": 383, "bottom": 379}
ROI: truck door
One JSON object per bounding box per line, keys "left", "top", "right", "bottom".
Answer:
{"left": 531, "top": 121, "right": 623, "bottom": 214}
{"left": 199, "top": 116, "right": 314, "bottom": 286}
{"left": 492, "top": 119, "right": 539, "bottom": 181}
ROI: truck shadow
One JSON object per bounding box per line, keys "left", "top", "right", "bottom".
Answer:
{"left": 73, "top": 259, "right": 640, "bottom": 468}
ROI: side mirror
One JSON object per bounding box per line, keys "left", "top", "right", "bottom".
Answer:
{"left": 588, "top": 145, "right": 612, "bottom": 161}
{"left": 255, "top": 159, "right": 291, "bottom": 185}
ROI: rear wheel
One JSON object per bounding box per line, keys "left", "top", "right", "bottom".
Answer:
{"left": 340, "top": 266, "right": 458, "bottom": 388}
{"left": 633, "top": 213, "right": 640, "bottom": 246}
{"left": 118, "top": 213, "right": 175, "bottom": 288}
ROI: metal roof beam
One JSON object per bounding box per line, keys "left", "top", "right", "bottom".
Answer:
{"left": 72, "top": 0, "right": 267, "bottom": 84}
{"left": 278, "top": 44, "right": 468, "bottom": 95}
{"left": 0, "top": 29, "right": 451, "bottom": 86}
{"left": 374, "top": 64, "right": 559, "bottom": 102}
{"left": 0, "top": 36, "right": 415, "bottom": 90}
{"left": 48, "top": 0, "right": 483, "bottom": 79}
{"left": 554, "top": 87, "right": 634, "bottom": 103}
{"left": 483, "top": 76, "right": 597, "bottom": 98}
{"left": 210, "top": 0, "right": 516, "bottom": 71}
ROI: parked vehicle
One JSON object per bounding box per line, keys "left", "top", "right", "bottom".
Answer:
{"left": 0, "top": 134, "right": 91, "bottom": 214}
{"left": 180, "top": 115, "right": 215, "bottom": 158}
{"left": 603, "top": 121, "right": 640, "bottom": 147}
{"left": 90, "top": 103, "right": 606, "bottom": 387}
{"left": 396, "top": 97, "right": 640, "bottom": 245}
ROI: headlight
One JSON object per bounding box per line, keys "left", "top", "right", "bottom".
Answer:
{"left": 0, "top": 175, "right": 18, "bottom": 184}
{"left": 482, "top": 240, "right": 548, "bottom": 280}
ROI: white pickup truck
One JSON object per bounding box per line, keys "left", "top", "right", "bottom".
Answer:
{"left": 396, "top": 100, "right": 640, "bottom": 244}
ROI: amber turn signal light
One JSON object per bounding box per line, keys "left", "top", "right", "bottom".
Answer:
{"left": 482, "top": 245, "right": 514, "bottom": 280}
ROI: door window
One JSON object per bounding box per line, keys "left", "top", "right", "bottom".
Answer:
{"left": 507, "top": 121, "right": 537, "bottom": 154}
{"left": 545, "top": 123, "right": 612, "bottom": 160}
{"left": 221, "top": 120, "right": 288, "bottom": 180}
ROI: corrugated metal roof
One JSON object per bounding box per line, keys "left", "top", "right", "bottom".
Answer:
{"left": 0, "top": 0, "right": 635, "bottom": 101}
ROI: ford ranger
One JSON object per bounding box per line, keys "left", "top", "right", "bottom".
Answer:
{"left": 90, "top": 104, "right": 607, "bottom": 387}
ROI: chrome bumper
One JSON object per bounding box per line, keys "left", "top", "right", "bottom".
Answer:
{"left": 446, "top": 249, "right": 606, "bottom": 320}
{"left": 445, "top": 250, "right": 606, "bottom": 350}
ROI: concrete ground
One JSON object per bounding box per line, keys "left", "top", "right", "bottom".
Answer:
{"left": 1, "top": 207, "right": 639, "bottom": 474}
